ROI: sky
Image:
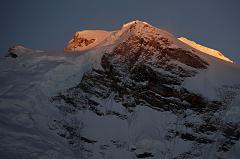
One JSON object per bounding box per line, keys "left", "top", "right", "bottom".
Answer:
{"left": 1, "top": 0, "right": 239, "bottom": 62}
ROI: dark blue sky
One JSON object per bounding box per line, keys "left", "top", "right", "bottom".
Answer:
{"left": 1, "top": 0, "right": 239, "bottom": 61}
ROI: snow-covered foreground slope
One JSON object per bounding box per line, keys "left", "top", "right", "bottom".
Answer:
{"left": 0, "top": 51, "right": 104, "bottom": 159}
{"left": 1, "top": 21, "right": 240, "bottom": 159}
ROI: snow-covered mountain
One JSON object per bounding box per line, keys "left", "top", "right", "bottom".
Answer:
{"left": 8, "top": 45, "right": 33, "bottom": 53}
{"left": 7, "top": 45, "right": 45, "bottom": 58}
{"left": 1, "top": 20, "right": 240, "bottom": 159}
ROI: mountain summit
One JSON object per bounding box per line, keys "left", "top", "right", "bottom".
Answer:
{"left": 1, "top": 20, "right": 240, "bottom": 159}
{"left": 65, "top": 20, "right": 233, "bottom": 63}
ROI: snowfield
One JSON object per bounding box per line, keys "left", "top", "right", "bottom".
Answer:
{"left": 0, "top": 21, "right": 240, "bottom": 159}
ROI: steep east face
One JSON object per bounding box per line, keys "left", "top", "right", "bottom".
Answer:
{"left": 54, "top": 21, "right": 212, "bottom": 114}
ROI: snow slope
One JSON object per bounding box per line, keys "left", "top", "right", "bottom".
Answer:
{"left": 178, "top": 37, "right": 233, "bottom": 63}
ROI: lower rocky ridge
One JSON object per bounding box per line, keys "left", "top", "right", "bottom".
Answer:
{"left": 51, "top": 36, "right": 240, "bottom": 158}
